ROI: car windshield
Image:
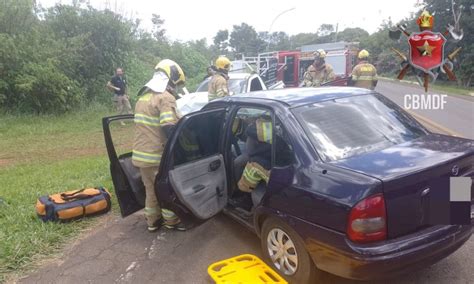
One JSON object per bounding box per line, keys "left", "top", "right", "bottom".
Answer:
{"left": 196, "top": 78, "right": 246, "bottom": 94}
{"left": 293, "top": 94, "right": 427, "bottom": 161}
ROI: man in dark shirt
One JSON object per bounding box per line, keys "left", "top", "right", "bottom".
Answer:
{"left": 107, "top": 68, "right": 132, "bottom": 116}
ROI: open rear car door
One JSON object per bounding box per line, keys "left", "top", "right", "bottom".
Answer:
{"left": 156, "top": 108, "right": 229, "bottom": 221}
{"left": 103, "top": 109, "right": 229, "bottom": 222}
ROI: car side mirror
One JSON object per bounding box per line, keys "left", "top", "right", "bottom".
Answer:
{"left": 267, "top": 166, "right": 294, "bottom": 190}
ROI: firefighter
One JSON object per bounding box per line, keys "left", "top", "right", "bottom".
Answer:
{"left": 238, "top": 117, "right": 272, "bottom": 193}
{"left": 303, "top": 49, "right": 336, "bottom": 87}
{"left": 132, "top": 59, "right": 186, "bottom": 232}
{"left": 208, "top": 56, "right": 231, "bottom": 101}
{"left": 350, "top": 49, "right": 378, "bottom": 90}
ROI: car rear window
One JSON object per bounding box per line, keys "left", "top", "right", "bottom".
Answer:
{"left": 293, "top": 94, "right": 427, "bottom": 161}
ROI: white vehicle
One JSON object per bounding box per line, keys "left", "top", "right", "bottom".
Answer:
{"left": 178, "top": 72, "right": 281, "bottom": 115}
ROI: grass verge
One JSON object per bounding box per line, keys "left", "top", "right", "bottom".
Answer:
{"left": 0, "top": 105, "right": 133, "bottom": 282}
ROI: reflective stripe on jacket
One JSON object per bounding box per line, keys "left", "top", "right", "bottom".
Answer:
{"left": 351, "top": 62, "right": 378, "bottom": 90}
{"left": 238, "top": 161, "right": 270, "bottom": 192}
{"left": 256, "top": 119, "right": 273, "bottom": 144}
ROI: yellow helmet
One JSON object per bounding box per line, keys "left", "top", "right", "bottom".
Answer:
{"left": 154, "top": 59, "right": 186, "bottom": 86}
{"left": 313, "top": 49, "right": 327, "bottom": 59}
{"left": 358, "top": 49, "right": 370, "bottom": 59}
{"left": 215, "top": 56, "right": 231, "bottom": 71}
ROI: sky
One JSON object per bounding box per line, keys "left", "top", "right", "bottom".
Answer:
{"left": 38, "top": 0, "right": 422, "bottom": 43}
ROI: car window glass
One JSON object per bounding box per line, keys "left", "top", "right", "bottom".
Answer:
{"left": 294, "top": 94, "right": 427, "bottom": 161}
{"left": 195, "top": 79, "right": 210, "bottom": 92}
{"left": 173, "top": 111, "right": 225, "bottom": 166}
{"left": 228, "top": 79, "right": 246, "bottom": 94}
{"left": 274, "top": 118, "right": 295, "bottom": 167}
{"left": 250, "top": 77, "right": 263, "bottom": 91}
{"left": 197, "top": 78, "right": 245, "bottom": 95}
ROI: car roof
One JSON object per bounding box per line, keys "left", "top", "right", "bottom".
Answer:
{"left": 227, "top": 72, "right": 253, "bottom": 79}
{"left": 196, "top": 73, "right": 252, "bottom": 91}
{"left": 225, "top": 87, "right": 374, "bottom": 107}
{"left": 199, "top": 73, "right": 251, "bottom": 85}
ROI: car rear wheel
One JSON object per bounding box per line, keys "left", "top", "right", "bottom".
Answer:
{"left": 261, "top": 217, "right": 319, "bottom": 283}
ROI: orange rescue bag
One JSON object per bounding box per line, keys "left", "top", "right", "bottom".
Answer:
{"left": 36, "top": 187, "right": 111, "bottom": 222}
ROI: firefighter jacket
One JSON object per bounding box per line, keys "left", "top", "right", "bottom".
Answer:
{"left": 303, "top": 63, "right": 336, "bottom": 87}
{"left": 132, "top": 91, "right": 179, "bottom": 168}
{"left": 208, "top": 73, "right": 229, "bottom": 101}
{"left": 351, "top": 62, "right": 378, "bottom": 90}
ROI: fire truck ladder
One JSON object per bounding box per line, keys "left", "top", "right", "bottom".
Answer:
{"left": 242, "top": 51, "right": 281, "bottom": 77}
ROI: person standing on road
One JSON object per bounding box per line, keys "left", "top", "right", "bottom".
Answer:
{"left": 208, "top": 56, "right": 231, "bottom": 101}
{"left": 107, "top": 68, "right": 132, "bottom": 116}
{"left": 132, "top": 59, "right": 187, "bottom": 232}
{"left": 350, "top": 49, "right": 378, "bottom": 90}
{"left": 302, "top": 49, "right": 336, "bottom": 87}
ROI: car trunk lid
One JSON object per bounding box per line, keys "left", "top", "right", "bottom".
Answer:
{"left": 332, "top": 134, "right": 473, "bottom": 238}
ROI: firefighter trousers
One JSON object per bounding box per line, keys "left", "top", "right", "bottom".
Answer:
{"left": 139, "top": 166, "right": 181, "bottom": 227}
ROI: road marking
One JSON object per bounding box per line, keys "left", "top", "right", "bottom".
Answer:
{"left": 407, "top": 110, "right": 465, "bottom": 138}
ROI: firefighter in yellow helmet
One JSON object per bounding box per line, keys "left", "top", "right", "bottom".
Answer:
{"left": 132, "top": 59, "right": 186, "bottom": 232}
{"left": 238, "top": 116, "right": 272, "bottom": 193}
{"left": 303, "top": 49, "right": 336, "bottom": 87}
{"left": 208, "top": 56, "right": 231, "bottom": 101}
{"left": 350, "top": 49, "right": 378, "bottom": 90}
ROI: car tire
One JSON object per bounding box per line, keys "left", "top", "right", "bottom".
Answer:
{"left": 260, "top": 217, "right": 320, "bottom": 283}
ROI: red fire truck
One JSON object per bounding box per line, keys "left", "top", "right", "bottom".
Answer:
{"left": 246, "top": 42, "right": 359, "bottom": 88}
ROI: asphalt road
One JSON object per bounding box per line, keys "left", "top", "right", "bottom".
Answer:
{"left": 20, "top": 81, "right": 473, "bottom": 284}
{"left": 20, "top": 213, "right": 473, "bottom": 284}
{"left": 375, "top": 80, "right": 474, "bottom": 139}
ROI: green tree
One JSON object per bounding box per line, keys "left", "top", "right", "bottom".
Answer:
{"left": 317, "top": 24, "right": 335, "bottom": 36}
{"left": 0, "top": 0, "right": 37, "bottom": 35}
{"left": 151, "top": 14, "right": 166, "bottom": 41}
{"left": 289, "top": 33, "right": 319, "bottom": 48}
{"left": 259, "top": 31, "right": 291, "bottom": 51}
{"left": 229, "top": 23, "right": 262, "bottom": 56}
{"left": 421, "top": 0, "right": 473, "bottom": 86}
{"left": 213, "top": 29, "right": 229, "bottom": 54}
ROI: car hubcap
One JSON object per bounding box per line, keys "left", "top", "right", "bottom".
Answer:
{"left": 267, "top": 228, "right": 298, "bottom": 275}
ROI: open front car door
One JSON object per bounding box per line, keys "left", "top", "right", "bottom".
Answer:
{"left": 103, "top": 114, "right": 146, "bottom": 217}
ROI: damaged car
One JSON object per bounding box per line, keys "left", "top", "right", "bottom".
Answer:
{"left": 103, "top": 87, "right": 473, "bottom": 283}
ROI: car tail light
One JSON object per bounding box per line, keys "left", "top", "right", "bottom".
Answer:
{"left": 347, "top": 193, "right": 387, "bottom": 243}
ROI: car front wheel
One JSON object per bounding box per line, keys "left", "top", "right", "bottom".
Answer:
{"left": 261, "top": 217, "right": 319, "bottom": 283}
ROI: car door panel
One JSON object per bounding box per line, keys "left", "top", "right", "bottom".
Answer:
{"left": 157, "top": 108, "right": 228, "bottom": 221}
{"left": 169, "top": 154, "right": 227, "bottom": 220}
{"left": 118, "top": 153, "right": 145, "bottom": 206}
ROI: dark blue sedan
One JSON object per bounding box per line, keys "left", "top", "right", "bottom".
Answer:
{"left": 103, "top": 87, "right": 473, "bottom": 283}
